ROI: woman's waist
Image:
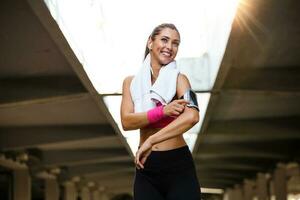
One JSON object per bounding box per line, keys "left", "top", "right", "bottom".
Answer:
{"left": 140, "top": 127, "right": 162, "bottom": 136}
{"left": 142, "top": 145, "right": 195, "bottom": 171}
{"left": 140, "top": 127, "right": 185, "bottom": 141}
{"left": 139, "top": 130, "right": 186, "bottom": 151}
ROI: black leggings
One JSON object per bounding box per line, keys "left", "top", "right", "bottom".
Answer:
{"left": 134, "top": 145, "right": 201, "bottom": 200}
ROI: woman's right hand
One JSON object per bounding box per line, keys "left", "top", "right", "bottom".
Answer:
{"left": 163, "top": 99, "right": 189, "bottom": 117}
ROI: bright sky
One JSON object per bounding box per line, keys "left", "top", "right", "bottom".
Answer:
{"left": 44, "top": 0, "right": 239, "bottom": 154}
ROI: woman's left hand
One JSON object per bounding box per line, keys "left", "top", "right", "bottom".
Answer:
{"left": 135, "top": 139, "right": 153, "bottom": 169}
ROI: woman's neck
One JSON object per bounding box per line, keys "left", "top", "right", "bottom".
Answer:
{"left": 150, "top": 59, "right": 162, "bottom": 77}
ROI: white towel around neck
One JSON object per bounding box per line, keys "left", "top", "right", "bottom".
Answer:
{"left": 130, "top": 54, "right": 179, "bottom": 113}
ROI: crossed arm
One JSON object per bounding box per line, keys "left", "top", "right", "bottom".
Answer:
{"left": 120, "top": 74, "right": 199, "bottom": 168}
{"left": 121, "top": 75, "right": 194, "bottom": 130}
{"left": 120, "top": 76, "right": 149, "bottom": 130}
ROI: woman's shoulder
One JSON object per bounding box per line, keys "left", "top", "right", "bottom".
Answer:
{"left": 122, "top": 75, "right": 135, "bottom": 91}
{"left": 177, "top": 73, "right": 190, "bottom": 86}
{"left": 123, "top": 75, "right": 135, "bottom": 84}
{"left": 176, "top": 73, "right": 191, "bottom": 98}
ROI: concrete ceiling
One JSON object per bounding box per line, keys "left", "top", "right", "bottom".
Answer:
{"left": 193, "top": 0, "right": 300, "bottom": 189}
{"left": 0, "top": 0, "right": 299, "bottom": 198}
{"left": 0, "top": 0, "right": 132, "bottom": 197}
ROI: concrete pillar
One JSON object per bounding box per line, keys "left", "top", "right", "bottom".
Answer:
{"left": 273, "top": 165, "right": 287, "bottom": 200}
{"left": 92, "top": 190, "right": 100, "bottom": 200}
{"left": 256, "top": 173, "right": 269, "bottom": 200}
{"left": 286, "top": 163, "right": 300, "bottom": 177}
{"left": 64, "top": 181, "right": 78, "bottom": 200}
{"left": 80, "top": 187, "right": 91, "bottom": 200}
{"left": 269, "top": 180, "right": 275, "bottom": 200}
{"left": 99, "top": 193, "right": 109, "bottom": 200}
{"left": 233, "top": 185, "right": 243, "bottom": 200}
{"left": 244, "top": 180, "right": 255, "bottom": 200}
{"left": 45, "top": 178, "right": 60, "bottom": 200}
{"left": 287, "top": 163, "right": 300, "bottom": 196}
{"left": 13, "top": 169, "right": 31, "bottom": 200}
{"left": 223, "top": 188, "right": 233, "bottom": 200}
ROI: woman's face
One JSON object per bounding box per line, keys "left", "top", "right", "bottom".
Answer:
{"left": 149, "top": 28, "right": 180, "bottom": 66}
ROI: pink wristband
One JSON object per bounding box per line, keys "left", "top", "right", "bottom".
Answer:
{"left": 147, "top": 105, "right": 165, "bottom": 123}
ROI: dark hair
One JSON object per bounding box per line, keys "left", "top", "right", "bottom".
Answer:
{"left": 144, "top": 23, "right": 180, "bottom": 59}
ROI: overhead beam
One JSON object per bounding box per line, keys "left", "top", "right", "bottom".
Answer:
{"left": 197, "top": 168, "right": 255, "bottom": 181}
{"left": 0, "top": 76, "right": 86, "bottom": 105}
{"left": 37, "top": 136, "right": 121, "bottom": 150}
{"left": 195, "top": 162, "right": 264, "bottom": 171}
{"left": 42, "top": 148, "right": 131, "bottom": 166}
{"left": 83, "top": 168, "right": 135, "bottom": 180}
{"left": 210, "top": 91, "right": 300, "bottom": 121}
{"left": 196, "top": 156, "right": 283, "bottom": 171}
{"left": 0, "top": 92, "right": 90, "bottom": 110}
{"left": 67, "top": 162, "right": 134, "bottom": 177}
{"left": 194, "top": 153, "right": 288, "bottom": 169}
{"left": 198, "top": 171, "right": 246, "bottom": 180}
{"left": 195, "top": 144, "right": 288, "bottom": 160}
{"left": 199, "top": 179, "right": 236, "bottom": 189}
{"left": 201, "top": 117, "right": 300, "bottom": 144}
{"left": 0, "top": 125, "right": 115, "bottom": 150}
{"left": 223, "top": 67, "right": 300, "bottom": 91}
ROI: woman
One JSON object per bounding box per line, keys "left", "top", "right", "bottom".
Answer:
{"left": 121, "top": 23, "right": 201, "bottom": 200}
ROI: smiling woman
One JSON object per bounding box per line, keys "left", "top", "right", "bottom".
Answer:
{"left": 42, "top": 0, "right": 240, "bottom": 194}
{"left": 144, "top": 24, "right": 180, "bottom": 79}
{"left": 120, "top": 23, "right": 201, "bottom": 200}
{"left": 144, "top": 26, "right": 180, "bottom": 65}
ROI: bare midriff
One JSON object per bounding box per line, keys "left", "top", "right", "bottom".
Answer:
{"left": 139, "top": 127, "right": 187, "bottom": 151}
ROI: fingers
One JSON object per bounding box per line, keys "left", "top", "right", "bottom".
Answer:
{"left": 135, "top": 151, "right": 144, "bottom": 169}
{"left": 135, "top": 148, "right": 152, "bottom": 169}
{"left": 171, "top": 110, "right": 181, "bottom": 116}
{"left": 164, "top": 99, "right": 189, "bottom": 117}
{"left": 174, "top": 104, "right": 185, "bottom": 111}
{"left": 175, "top": 99, "right": 189, "bottom": 105}
{"left": 135, "top": 158, "right": 143, "bottom": 169}
{"left": 171, "top": 103, "right": 185, "bottom": 115}
{"left": 141, "top": 156, "right": 147, "bottom": 165}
